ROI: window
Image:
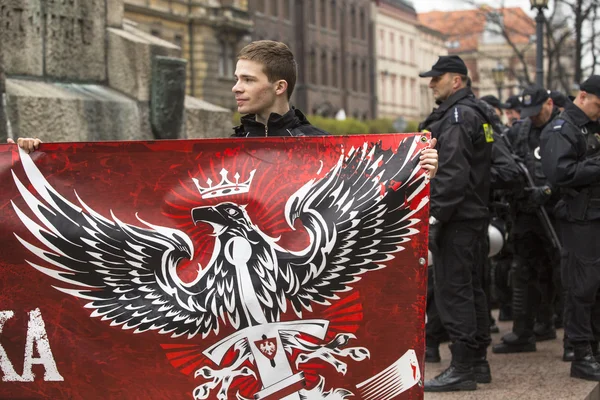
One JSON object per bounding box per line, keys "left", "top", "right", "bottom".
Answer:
{"left": 389, "top": 32, "right": 395, "bottom": 59}
{"left": 401, "top": 76, "right": 406, "bottom": 105}
{"left": 399, "top": 36, "right": 404, "bottom": 62}
{"left": 411, "top": 78, "right": 417, "bottom": 104}
{"left": 350, "top": 6, "right": 356, "bottom": 38}
{"left": 359, "top": 9, "right": 366, "bottom": 40}
{"left": 174, "top": 34, "right": 183, "bottom": 48}
{"left": 391, "top": 74, "right": 397, "bottom": 104}
{"left": 283, "top": 0, "right": 290, "bottom": 19}
{"left": 321, "top": 51, "right": 328, "bottom": 86}
{"left": 256, "top": 0, "right": 265, "bottom": 13}
{"left": 332, "top": 53, "right": 338, "bottom": 87}
{"left": 381, "top": 73, "right": 387, "bottom": 103}
{"left": 352, "top": 59, "right": 358, "bottom": 92}
{"left": 320, "top": 0, "right": 327, "bottom": 28}
{"left": 330, "top": 0, "right": 337, "bottom": 30}
{"left": 409, "top": 39, "right": 414, "bottom": 63}
{"left": 272, "top": 0, "right": 279, "bottom": 17}
{"left": 310, "top": 49, "right": 317, "bottom": 84}
{"left": 378, "top": 29, "right": 384, "bottom": 55}
{"left": 361, "top": 60, "right": 367, "bottom": 92}
{"left": 150, "top": 28, "right": 161, "bottom": 38}
{"left": 310, "top": 0, "right": 316, "bottom": 24}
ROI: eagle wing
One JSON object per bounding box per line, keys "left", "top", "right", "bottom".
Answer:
{"left": 11, "top": 149, "right": 240, "bottom": 339}
{"left": 279, "top": 138, "right": 428, "bottom": 316}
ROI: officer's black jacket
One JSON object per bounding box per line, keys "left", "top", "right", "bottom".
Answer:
{"left": 540, "top": 101, "right": 600, "bottom": 220}
{"left": 233, "top": 108, "right": 328, "bottom": 137}
{"left": 507, "top": 107, "right": 560, "bottom": 212}
{"left": 419, "top": 87, "right": 492, "bottom": 222}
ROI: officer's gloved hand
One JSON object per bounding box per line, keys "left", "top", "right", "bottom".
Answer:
{"left": 524, "top": 185, "right": 552, "bottom": 206}
{"left": 428, "top": 216, "right": 442, "bottom": 255}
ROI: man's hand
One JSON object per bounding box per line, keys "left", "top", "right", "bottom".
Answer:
{"left": 7, "top": 137, "right": 42, "bottom": 153}
{"left": 524, "top": 185, "right": 552, "bottom": 206}
{"left": 420, "top": 138, "right": 438, "bottom": 178}
{"left": 428, "top": 216, "right": 442, "bottom": 255}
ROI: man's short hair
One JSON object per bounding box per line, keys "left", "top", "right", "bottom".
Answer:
{"left": 451, "top": 73, "right": 469, "bottom": 85}
{"left": 238, "top": 40, "right": 297, "bottom": 100}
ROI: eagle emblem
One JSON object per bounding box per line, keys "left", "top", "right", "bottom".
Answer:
{"left": 10, "top": 138, "right": 429, "bottom": 399}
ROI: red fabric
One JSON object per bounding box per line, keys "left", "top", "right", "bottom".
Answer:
{"left": 0, "top": 135, "right": 429, "bottom": 400}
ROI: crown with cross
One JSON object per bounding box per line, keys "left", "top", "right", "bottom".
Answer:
{"left": 192, "top": 168, "right": 256, "bottom": 199}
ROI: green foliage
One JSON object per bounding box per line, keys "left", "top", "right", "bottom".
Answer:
{"left": 231, "top": 111, "right": 422, "bottom": 135}
{"left": 365, "top": 118, "right": 395, "bottom": 134}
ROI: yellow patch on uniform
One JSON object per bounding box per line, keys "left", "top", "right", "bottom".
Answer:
{"left": 483, "top": 124, "right": 495, "bottom": 143}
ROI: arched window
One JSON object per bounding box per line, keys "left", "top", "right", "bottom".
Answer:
{"left": 310, "top": 49, "right": 317, "bottom": 84}
{"left": 331, "top": 53, "right": 338, "bottom": 87}
{"left": 330, "top": 0, "right": 337, "bottom": 30}
{"left": 352, "top": 58, "right": 358, "bottom": 92}
{"left": 350, "top": 6, "right": 356, "bottom": 38}
{"left": 359, "top": 9, "right": 366, "bottom": 40}
{"left": 321, "top": 51, "right": 328, "bottom": 86}
{"left": 361, "top": 60, "right": 367, "bottom": 92}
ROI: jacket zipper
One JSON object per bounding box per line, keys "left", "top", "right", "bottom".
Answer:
{"left": 265, "top": 125, "right": 268, "bottom": 137}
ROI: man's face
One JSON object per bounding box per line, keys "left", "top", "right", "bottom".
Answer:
{"left": 581, "top": 92, "right": 600, "bottom": 121}
{"left": 505, "top": 108, "right": 520, "bottom": 126}
{"left": 429, "top": 73, "right": 455, "bottom": 103}
{"left": 232, "top": 59, "right": 277, "bottom": 115}
{"left": 530, "top": 99, "right": 553, "bottom": 127}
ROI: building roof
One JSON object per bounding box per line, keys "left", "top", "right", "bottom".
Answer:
{"left": 418, "top": 7, "right": 535, "bottom": 53}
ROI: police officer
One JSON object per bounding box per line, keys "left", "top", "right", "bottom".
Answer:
{"left": 502, "top": 95, "right": 522, "bottom": 127}
{"left": 492, "top": 86, "right": 562, "bottom": 354}
{"left": 419, "top": 55, "right": 493, "bottom": 392}
{"left": 540, "top": 75, "right": 600, "bottom": 382}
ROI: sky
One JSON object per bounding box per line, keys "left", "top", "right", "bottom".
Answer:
{"left": 413, "top": 0, "right": 539, "bottom": 17}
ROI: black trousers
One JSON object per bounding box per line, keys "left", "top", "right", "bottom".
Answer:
{"left": 510, "top": 213, "right": 560, "bottom": 338}
{"left": 432, "top": 219, "right": 491, "bottom": 350}
{"left": 426, "top": 266, "right": 447, "bottom": 347}
{"left": 559, "top": 220, "right": 600, "bottom": 344}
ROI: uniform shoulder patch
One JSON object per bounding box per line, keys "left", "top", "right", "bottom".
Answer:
{"left": 552, "top": 119, "right": 565, "bottom": 130}
{"left": 450, "top": 107, "right": 462, "bottom": 124}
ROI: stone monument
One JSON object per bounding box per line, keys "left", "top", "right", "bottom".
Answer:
{"left": 0, "top": 0, "right": 232, "bottom": 142}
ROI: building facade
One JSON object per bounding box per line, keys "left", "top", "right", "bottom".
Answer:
{"left": 124, "top": 0, "right": 253, "bottom": 110}
{"left": 419, "top": 7, "right": 540, "bottom": 101}
{"left": 250, "top": 0, "right": 375, "bottom": 120}
{"left": 416, "top": 24, "right": 447, "bottom": 120}
{"left": 372, "top": 0, "right": 423, "bottom": 122}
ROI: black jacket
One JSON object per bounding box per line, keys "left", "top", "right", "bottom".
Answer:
{"left": 233, "top": 108, "right": 328, "bottom": 137}
{"left": 419, "top": 88, "right": 492, "bottom": 222}
{"left": 507, "top": 107, "right": 560, "bottom": 213}
{"left": 540, "top": 101, "right": 600, "bottom": 221}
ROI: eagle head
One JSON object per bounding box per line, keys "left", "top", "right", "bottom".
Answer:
{"left": 191, "top": 202, "right": 252, "bottom": 237}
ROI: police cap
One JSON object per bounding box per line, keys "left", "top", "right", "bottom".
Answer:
{"left": 419, "top": 56, "right": 468, "bottom": 77}
{"left": 520, "top": 86, "right": 550, "bottom": 118}
{"left": 580, "top": 75, "right": 600, "bottom": 97}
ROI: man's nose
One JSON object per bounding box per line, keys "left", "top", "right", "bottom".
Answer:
{"left": 232, "top": 81, "right": 241, "bottom": 93}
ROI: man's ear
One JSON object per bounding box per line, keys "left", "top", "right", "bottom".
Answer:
{"left": 275, "top": 79, "right": 288, "bottom": 96}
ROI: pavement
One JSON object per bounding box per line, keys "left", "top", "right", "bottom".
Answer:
{"left": 424, "top": 311, "right": 600, "bottom": 400}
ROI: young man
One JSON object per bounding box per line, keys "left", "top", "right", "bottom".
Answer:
{"left": 230, "top": 40, "right": 439, "bottom": 175}
{"left": 541, "top": 75, "right": 600, "bottom": 382}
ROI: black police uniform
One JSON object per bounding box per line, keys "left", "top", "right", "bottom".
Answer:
{"left": 420, "top": 87, "right": 493, "bottom": 364}
{"left": 233, "top": 108, "right": 328, "bottom": 137}
{"left": 492, "top": 107, "right": 562, "bottom": 352}
{"left": 541, "top": 98, "right": 600, "bottom": 380}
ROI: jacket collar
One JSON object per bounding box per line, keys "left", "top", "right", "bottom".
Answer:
{"left": 564, "top": 101, "right": 592, "bottom": 127}
{"left": 235, "top": 107, "right": 302, "bottom": 137}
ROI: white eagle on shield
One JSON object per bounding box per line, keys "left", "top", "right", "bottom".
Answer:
{"left": 10, "top": 138, "right": 428, "bottom": 400}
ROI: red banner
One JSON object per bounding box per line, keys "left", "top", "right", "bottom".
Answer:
{"left": 0, "top": 135, "right": 430, "bottom": 400}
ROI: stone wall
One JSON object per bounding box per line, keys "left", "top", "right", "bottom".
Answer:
{"left": 1, "top": 0, "right": 106, "bottom": 81}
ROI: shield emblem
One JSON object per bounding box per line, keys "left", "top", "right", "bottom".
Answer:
{"left": 151, "top": 56, "right": 187, "bottom": 140}
{"left": 523, "top": 94, "right": 532, "bottom": 106}
{"left": 255, "top": 337, "right": 278, "bottom": 360}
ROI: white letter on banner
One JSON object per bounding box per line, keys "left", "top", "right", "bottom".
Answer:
{"left": 21, "top": 308, "right": 63, "bottom": 382}
{"left": 0, "top": 310, "right": 24, "bottom": 382}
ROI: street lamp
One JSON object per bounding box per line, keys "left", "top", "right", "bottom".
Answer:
{"left": 491, "top": 62, "right": 505, "bottom": 102}
{"left": 530, "top": 0, "right": 549, "bottom": 87}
